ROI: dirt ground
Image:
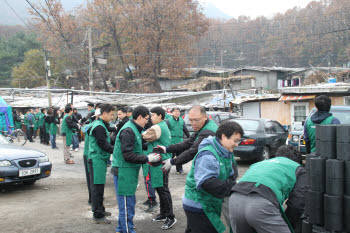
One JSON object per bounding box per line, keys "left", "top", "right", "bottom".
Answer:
{"left": 0, "top": 136, "right": 249, "bottom": 233}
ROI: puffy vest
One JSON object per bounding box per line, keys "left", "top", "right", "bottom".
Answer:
{"left": 305, "top": 115, "right": 334, "bottom": 152}
{"left": 185, "top": 139, "right": 233, "bottom": 233}
{"left": 142, "top": 120, "right": 172, "bottom": 188}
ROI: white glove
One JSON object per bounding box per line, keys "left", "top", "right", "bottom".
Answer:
{"left": 156, "top": 145, "right": 166, "bottom": 153}
{"left": 147, "top": 153, "right": 161, "bottom": 163}
{"left": 162, "top": 159, "right": 172, "bottom": 172}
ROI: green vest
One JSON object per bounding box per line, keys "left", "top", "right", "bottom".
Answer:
{"left": 239, "top": 157, "right": 300, "bottom": 233}
{"left": 49, "top": 118, "right": 58, "bottom": 135}
{"left": 83, "top": 122, "right": 94, "bottom": 158}
{"left": 34, "top": 113, "right": 40, "bottom": 130}
{"left": 184, "top": 139, "right": 233, "bottom": 233}
{"left": 88, "top": 119, "right": 111, "bottom": 184}
{"left": 196, "top": 120, "right": 218, "bottom": 140}
{"left": 305, "top": 115, "right": 334, "bottom": 152}
{"left": 61, "top": 114, "right": 72, "bottom": 146}
{"left": 168, "top": 116, "right": 184, "bottom": 144}
{"left": 37, "top": 112, "right": 45, "bottom": 127}
{"left": 112, "top": 120, "right": 143, "bottom": 195}
{"left": 142, "top": 120, "right": 172, "bottom": 188}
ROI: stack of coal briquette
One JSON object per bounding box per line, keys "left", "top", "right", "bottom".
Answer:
{"left": 303, "top": 125, "right": 350, "bottom": 233}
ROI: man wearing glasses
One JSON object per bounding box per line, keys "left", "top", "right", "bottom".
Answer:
{"left": 159, "top": 105, "right": 218, "bottom": 172}
{"left": 111, "top": 105, "right": 162, "bottom": 233}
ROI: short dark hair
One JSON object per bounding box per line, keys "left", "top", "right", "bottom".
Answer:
{"left": 65, "top": 106, "right": 72, "bottom": 113}
{"left": 189, "top": 105, "right": 206, "bottom": 116}
{"left": 41, "top": 108, "right": 46, "bottom": 113}
{"left": 100, "top": 104, "right": 115, "bottom": 114}
{"left": 275, "top": 145, "right": 302, "bottom": 164}
{"left": 315, "top": 95, "right": 331, "bottom": 112}
{"left": 171, "top": 107, "right": 180, "bottom": 112}
{"left": 87, "top": 103, "right": 94, "bottom": 107}
{"left": 216, "top": 121, "right": 244, "bottom": 139}
{"left": 150, "top": 107, "right": 165, "bottom": 120}
{"left": 95, "top": 103, "right": 102, "bottom": 109}
{"left": 132, "top": 106, "right": 149, "bottom": 120}
{"left": 127, "top": 107, "right": 133, "bottom": 113}
{"left": 73, "top": 108, "right": 77, "bottom": 111}
{"left": 118, "top": 107, "right": 127, "bottom": 113}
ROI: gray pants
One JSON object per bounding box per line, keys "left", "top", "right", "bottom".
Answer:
{"left": 229, "top": 192, "right": 291, "bottom": 233}
{"left": 62, "top": 136, "right": 72, "bottom": 161}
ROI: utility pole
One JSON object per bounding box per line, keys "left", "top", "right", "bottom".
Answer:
{"left": 44, "top": 50, "right": 52, "bottom": 107}
{"left": 88, "top": 27, "right": 93, "bottom": 95}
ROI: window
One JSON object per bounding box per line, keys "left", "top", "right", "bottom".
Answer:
{"left": 292, "top": 103, "right": 309, "bottom": 123}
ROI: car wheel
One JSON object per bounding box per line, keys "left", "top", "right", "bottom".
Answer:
{"left": 23, "top": 180, "right": 36, "bottom": 185}
{"left": 259, "top": 146, "right": 270, "bottom": 161}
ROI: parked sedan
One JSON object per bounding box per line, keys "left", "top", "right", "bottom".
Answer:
{"left": 0, "top": 135, "right": 52, "bottom": 185}
{"left": 229, "top": 118, "right": 289, "bottom": 161}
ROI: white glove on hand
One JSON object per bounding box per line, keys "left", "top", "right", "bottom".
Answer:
{"left": 147, "top": 153, "right": 161, "bottom": 163}
{"left": 156, "top": 145, "right": 166, "bottom": 153}
{"left": 162, "top": 159, "right": 172, "bottom": 172}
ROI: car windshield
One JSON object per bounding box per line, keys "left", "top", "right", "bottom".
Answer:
{"left": 233, "top": 119, "right": 259, "bottom": 132}
{"left": 0, "top": 135, "right": 9, "bottom": 144}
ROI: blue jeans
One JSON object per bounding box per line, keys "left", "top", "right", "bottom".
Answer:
{"left": 50, "top": 134, "right": 56, "bottom": 148}
{"left": 113, "top": 175, "right": 136, "bottom": 233}
{"left": 72, "top": 133, "right": 79, "bottom": 149}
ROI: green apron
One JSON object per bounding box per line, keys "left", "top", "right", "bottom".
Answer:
{"left": 195, "top": 119, "right": 218, "bottom": 140}
{"left": 112, "top": 120, "right": 143, "bottom": 195}
{"left": 168, "top": 116, "right": 185, "bottom": 144}
{"left": 88, "top": 119, "right": 111, "bottom": 184}
{"left": 49, "top": 118, "right": 58, "bottom": 135}
{"left": 305, "top": 115, "right": 334, "bottom": 152}
{"left": 239, "top": 157, "right": 300, "bottom": 233}
{"left": 142, "top": 120, "right": 172, "bottom": 188}
{"left": 184, "top": 138, "right": 233, "bottom": 233}
{"left": 61, "top": 114, "right": 72, "bottom": 146}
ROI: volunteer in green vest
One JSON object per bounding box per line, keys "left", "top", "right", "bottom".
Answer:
{"left": 33, "top": 108, "right": 40, "bottom": 138}
{"left": 81, "top": 103, "right": 96, "bottom": 124}
{"left": 143, "top": 107, "right": 176, "bottom": 230}
{"left": 111, "top": 105, "right": 161, "bottom": 233}
{"left": 37, "top": 109, "right": 46, "bottom": 144}
{"left": 13, "top": 110, "right": 22, "bottom": 130}
{"left": 183, "top": 120, "right": 242, "bottom": 233}
{"left": 166, "top": 107, "right": 190, "bottom": 174}
{"left": 61, "top": 106, "right": 79, "bottom": 164}
{"left": 46, "top": 108, "right": 60, "bottom": 149}
{"left": 160, "top": 105, "right": 218, "bottom": 172}
{"left": 229, "top": 145, "right": 307, "bottom": 233}
{"left": 304, "top": 95, "right": 340, "bottom": 153}
{"left": 87, "top": 104, "right": 115, "bottom": 224}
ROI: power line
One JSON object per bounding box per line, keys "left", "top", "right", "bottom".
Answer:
{"left": 4, "top": 0, "right": 30, "bottom": 27}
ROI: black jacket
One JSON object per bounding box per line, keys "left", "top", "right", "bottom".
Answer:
{"left": 117, "top": 119, "right": 148, "bottom": 165}
{"left": 167, "top": 119, "right": 216, "bottom": 166}
{"left": 115, "top": 117, "right": 129, "bottom": 135}
{"left": 90, "top": 120, "right": 114, "bottom": 154}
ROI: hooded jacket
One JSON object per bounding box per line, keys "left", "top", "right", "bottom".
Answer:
{"left": 182, "top": 136, "right": 237, "bottom": 212}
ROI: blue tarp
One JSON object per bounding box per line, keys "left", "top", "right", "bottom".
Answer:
{"left": 0, "top": 97, "right": 14, "bottom": 134}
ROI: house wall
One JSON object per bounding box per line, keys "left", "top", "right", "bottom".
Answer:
{"left": 234, "top": 70, "right": 278, "bottom": 90}
{"left": 242, "top": 102, "right": 260, "bottom": 118}
{"left": 159, "top": 79, "right": 195, "bottom": 90}
{"left": 261, "top": 101, "right": 292, "bottom": 126}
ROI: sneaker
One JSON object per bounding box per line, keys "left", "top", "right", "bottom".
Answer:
{"left": 70, "top": 147, "right": 73, "bottom": 151}
{"left": 74, "top": 148, "right": 79, "bottom": 152}
{"left": 103, "top": 211, "right": 112, "bottom": 217}
{"left": 161, "top": 218, "right": 177, "bottom": 230}
{"left": 65, "top": 159, "right": 75, "bottom": 164}
{"left": 93, "top": 217, "right": 111, "bottom": 224}
{"left": 145, "top": 201, "right": 158, "bottom": 213}
{"left": 152, "top": 214, "right": 167, "bottom": 222}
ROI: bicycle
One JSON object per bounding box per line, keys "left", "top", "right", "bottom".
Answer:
{"left": 1, "top": 127, "right": 27, "bottom": 146}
